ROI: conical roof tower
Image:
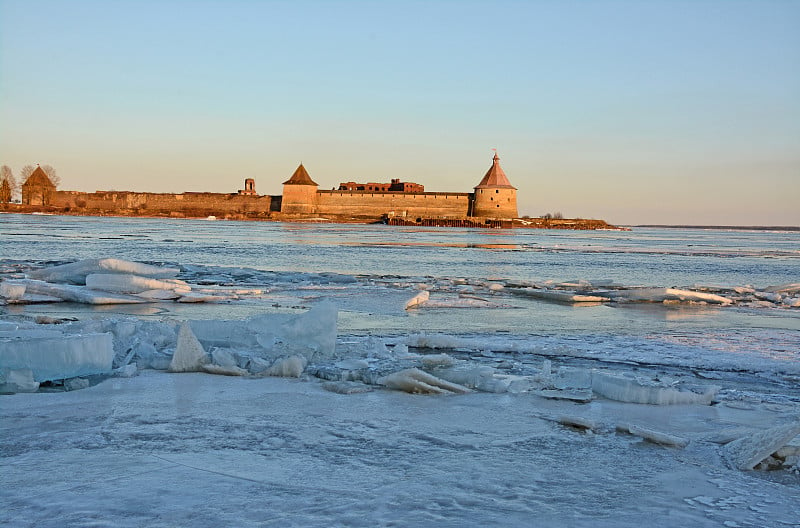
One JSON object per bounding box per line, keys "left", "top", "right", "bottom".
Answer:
{"left": 280, "top": 163, "right": 319, "bottom": 214}
{"left": 471, "top": 151, "right": 518, "bottom": 219}
{"left": 475, "top": 153, "right": 516, "bottom": 189}
{"left": 282, "top": 163, "right": 318, "bottom": 186}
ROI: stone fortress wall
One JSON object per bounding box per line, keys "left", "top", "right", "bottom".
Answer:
{"left": 12, "top": 154, "right": 521, "bottom": 222}
{"left": 50, "top": 190, "right": 278, "bottom": 217}
{"left": 313, "top": 190, "right": 471, "bottom": 219}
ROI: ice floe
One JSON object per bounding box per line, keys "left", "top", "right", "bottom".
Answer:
{"left": 723, "top": 421, "right": 800, "bottom": 471}
{"left": 0, "top": 331, "right": 114, "bottom": 382}
{"left": 27, "top": 258, "right": 179, "bottom": 284}
{"left": 404, "top": 290, "right": 430, "bottom": 309}
{"left": 617, "top": 423, "right": 690, "bottom": 448}
{"left": 0, "top": 259, "right": 225, "bottom": 305}
{"left": 380, "top": 368, "right": 472, "bottom": 395}
{"left": 591, "top": 371, "right": 718, "bottom": 405}
{"left": 0, "top": 368, "right": 39, "bottom": 393}
{"left": 85, "top": 273, "right": 190, "bottom": 294}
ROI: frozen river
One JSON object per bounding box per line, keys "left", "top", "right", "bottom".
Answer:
{"left": 1, "top": 213, "right": 799, "bottom": 527}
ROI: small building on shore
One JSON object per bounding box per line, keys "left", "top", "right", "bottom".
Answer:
{"left": 21, "top": 166, "right": 56, "bottom": 206}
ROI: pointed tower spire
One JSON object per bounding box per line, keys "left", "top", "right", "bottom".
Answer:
{"left": 471, "top": 150, "right": 519, "bottom": 219}
{"left": 282, "top": 163, "right": 318, "bottom": 186}
{"left": 475, "top": 150, "right": 516, "bottom": 189}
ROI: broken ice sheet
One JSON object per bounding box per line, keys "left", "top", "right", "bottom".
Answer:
{"left": 0, "top": 331, "right": 114, "bottom": 382}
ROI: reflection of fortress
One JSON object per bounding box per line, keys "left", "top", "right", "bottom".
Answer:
{"left": 18, "top": 153, "right": 519, "bottom": 221}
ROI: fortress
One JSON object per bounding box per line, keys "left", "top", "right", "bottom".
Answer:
{"left": 7, "top": 156, "right": 615, "bottom": 229}
{"left": 15, "top": 153, "right": 519, "bottom": 222}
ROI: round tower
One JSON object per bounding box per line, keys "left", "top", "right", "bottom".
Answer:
{"left": 471, "top": 152, "right": 518, "bottom": 219}
{"left": 280, "top": 163, "right": 319, "bottom": 214}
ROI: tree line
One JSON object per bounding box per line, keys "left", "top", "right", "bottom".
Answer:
{"left": 0, "top": 164, "right": 60, "bottom": 203}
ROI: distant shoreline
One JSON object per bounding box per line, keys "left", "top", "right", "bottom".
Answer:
{"left": 0, "top": 206, "right": 623, "bottom": 230}
{"left": 634, "top": 224, "right": 799, "bottom": 232}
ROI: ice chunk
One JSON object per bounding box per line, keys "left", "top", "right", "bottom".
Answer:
{"left": 0, "top": 332, "right": 113, "bottom": 382}
{"left": 191, "top": 320, "right": 259, "bottom": 350}
{"left": 539, "top": 389, "right": 593, "bottom": 403}
{"left": 754, "top": 291, "right": 782, "bottom": 303}
{"left": 554, "top": 367, "right": 592, "bottom": 390}
{"left": 405, "top": 334, "right": 469, "bottom": 350}
{"left": 335, "top": 359, "right": 370, "bottom": 370}
{"left": 591, "top": 371, "right": 717, "bottom": 405}
{"left": 516, "top": 288, "right": 610, "bottom": 303}
{"left": 86, "top": 273, "right": 190, "bottom": 294}
{"left": 380, "top": 368, "right": 472, "bottom": 395}
{"left": 168, "top": 323, "right": 210, "bottom": 373}
{"left": 64, "top": 377, "right": 90, "bottom": 391}
{"left": 0, "top": 368, "right": 40, "bottom": 393}
{"left": 418, "top": 296, "right": 504, "bottom": 309}
{"left": 558, "top": 415, "right": 601, "bottom": 432}
{"left": 764, "top": 283, "right": 800, "bottom": 294}
{"left": 723, "top": 421, "right": 800, "bottom": 471}
{"left": 275, "top": 301, "right": 337, "bottom": 361}
{"left": 210, "top": 349, "right": 239, "bottom": 369}
{"left": 176, "top": 292, "right": 224, "bottom": 303}
{"left": 262, "top": 355, "right": 307, "bottom": 378}
{"left": 619, "top": 423, "right": 689, "bottom": 448}
{"left": 0, "top": 281, "right": 26, "bottom": 300}
{"left": 612, "top": 288, "right": 732, "bottom": 305}
{"left": 404, "top": 290, "right": 430, "bottom": 310}
{"left": 28, "top": 258, "right": 179, "bottom": 284}
{"left": 136, "top": 289, "right": 182, "bottom": 300}
{"left": 420, "top": 354, "right": 457, "bottom": 369}
{"left": 431, "top": 365, "right": 508, "bottom": 392}
{"left": 113, "top": 364, "right": 138, "bottom": 378}
{"left": 784, "top": 297, "right": 800, "bottom": 308}
{"left": 202, "top": 364, "right": 248, "bottom": 376}
{"left": 322, "top": 381, "right": 374, "bottom": 394}
{"left": 15, "top": 279, "right": 147, "bottom": 305}
{"left": 247, "top": 357, "right": 272, "bottom": 374}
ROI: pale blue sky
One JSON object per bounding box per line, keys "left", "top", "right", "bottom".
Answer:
{"left": 1, "top": 0, "right": 798, "bottom": 224}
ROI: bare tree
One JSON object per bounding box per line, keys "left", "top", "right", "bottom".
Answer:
{"left": 19, "top": 164, "right": 35, "bottom": 183}
{"left": 40, "top": 164, "right": 60, "bottom": 187}
{"left": 0, "top": 165, "right": 17, "bottom": 193}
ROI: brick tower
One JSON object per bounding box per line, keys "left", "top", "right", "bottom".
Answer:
{"left": 280, "top": 163, "right": 318, "bottom": 214}
{"left": 471, "top": 152, "right": 518, "bottom": 219}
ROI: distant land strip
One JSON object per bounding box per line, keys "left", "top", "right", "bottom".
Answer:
{"left": 635, "top": 225, "right": 800, "bottom": 232}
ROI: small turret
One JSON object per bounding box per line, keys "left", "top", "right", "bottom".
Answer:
{"left": 471, "top": 152, "right": 518, "bottom": 219}
{"left": 238, "top": 178, "right": 256, "bottom": 195}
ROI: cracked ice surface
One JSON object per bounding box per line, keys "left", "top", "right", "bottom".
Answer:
{"left": 1, "top": 371, "right": 799, "bottom": 528}
{"left": 1, "top": 221, "right": 799, "bottom": 526}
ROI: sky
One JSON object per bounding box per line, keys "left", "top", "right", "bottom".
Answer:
{"left": 1, "top": 0, "right": 798, "bottom": 225}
